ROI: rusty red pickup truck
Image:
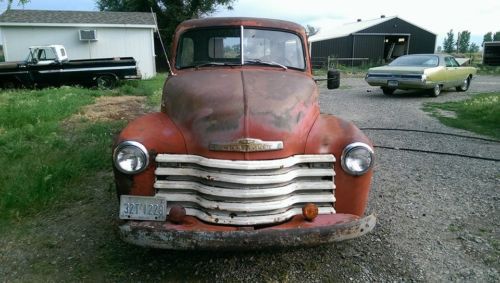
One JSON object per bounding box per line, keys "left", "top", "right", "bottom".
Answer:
{"left": 112, "top": 17, "right": 376, "bottom": 249}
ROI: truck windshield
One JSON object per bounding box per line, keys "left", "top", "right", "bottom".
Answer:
{"left": 176, "top": 27, "right": 305, "bottom": 70}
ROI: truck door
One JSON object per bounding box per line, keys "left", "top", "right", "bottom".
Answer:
{"left": 28, "top": 47, "right": 61, "bottom": 87}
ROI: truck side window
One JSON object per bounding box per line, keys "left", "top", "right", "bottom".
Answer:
{"left": 37, "top": 48, "right": 57, "bottom": 61}
{"left": 37, "top": 49, "right": 46, "bottom": 60}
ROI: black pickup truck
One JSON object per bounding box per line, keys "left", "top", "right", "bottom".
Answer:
{"left": 0, "top": 45, "right": 141, "bottom": 89}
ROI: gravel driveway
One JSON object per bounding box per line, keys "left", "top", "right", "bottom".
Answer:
{"left": 1, "top": 76, "right": 498, "bottom": 282}
{"left": 317, "top": 75, "right": 500, "bottom": 281}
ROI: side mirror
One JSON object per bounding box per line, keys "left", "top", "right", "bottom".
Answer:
{"left": 327, "top": 69, "right": 340, "bottom": 89}
{"left": 31, "top": 58, "right": 39, "bottom": 65}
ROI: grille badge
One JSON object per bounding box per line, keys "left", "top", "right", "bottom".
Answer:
{"left": 209, "top": 138, "right": 283, "bottom": 152}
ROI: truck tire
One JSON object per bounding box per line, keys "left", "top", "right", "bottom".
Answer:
{"left": 96, "top": 75, "right": 117, "bottom": 89}
{"left": 327, "top": 69, "right": 340, "bottom": 89}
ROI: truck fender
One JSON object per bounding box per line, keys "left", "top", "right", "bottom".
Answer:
{"left": 304, "top": 114, "right": 374, "bottom": 216}
{"left": 113, "top": 112, "right": 187, "bottom": 196}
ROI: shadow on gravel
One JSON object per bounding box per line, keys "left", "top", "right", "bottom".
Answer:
{"left": 367, "top": 89, "right": 458, "bottom": 99}
{"left": 98, "top": 226, "right": 416, "bottom": 282}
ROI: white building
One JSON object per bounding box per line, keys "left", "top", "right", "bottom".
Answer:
{"left": 0, "top": 9, "right": 157, "bottom": 78}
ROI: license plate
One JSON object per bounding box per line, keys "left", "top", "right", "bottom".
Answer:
{"left": 387, "top": 80, "right": 399, "bottom": 87}
{"left": 119, "top": 195, "right": 167, "bottom": 221}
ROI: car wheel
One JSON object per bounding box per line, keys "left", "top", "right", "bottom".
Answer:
{"left": 382, "top": 87, "right": 395, "bottom": 95}
{"left": 456, "top": 77, "right": 470, "bottom": 92}
{"left": 429, "top": 84, "right": 441, "bottom": 97}
{"left": 96, "top": 75, "right": 117, "bottom": 89}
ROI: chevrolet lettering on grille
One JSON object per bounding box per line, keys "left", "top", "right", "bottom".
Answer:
{"left": 209, "top": 138, "right": 283, "bottom": 152}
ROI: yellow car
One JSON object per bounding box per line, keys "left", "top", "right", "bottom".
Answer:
{"left": 365, "top": 54, "right": 477, "bottom": 97}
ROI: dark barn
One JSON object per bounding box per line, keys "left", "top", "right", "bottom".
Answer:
{"left": 309, "top": 16, "right": 436, "bottom": 67}
{"left": 483, "top": 41, "right": 500, "bottom": 66}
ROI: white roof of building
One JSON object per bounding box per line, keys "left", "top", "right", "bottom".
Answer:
{"left": 309, "top": 16, "right": 435, "bottom": 43}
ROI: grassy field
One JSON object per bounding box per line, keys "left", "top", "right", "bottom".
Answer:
{"left": 424, "top": 92, "right": 500, "bottom": 140}
{"left": 0, "top": 75, "right": 165, "bottom": 224}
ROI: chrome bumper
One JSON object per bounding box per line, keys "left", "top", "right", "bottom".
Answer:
{"left": 365, "top": 77, "right": 434, "bottom": 89}
{"left": 124, "top": 74, "right": 142, "bottom": 80}
{"left": 118, "top": 214, "right": 376, "bottom": 250}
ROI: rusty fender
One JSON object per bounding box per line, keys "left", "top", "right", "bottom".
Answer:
{"left": 119, "top": 214, "right": 376, "bottom": 250}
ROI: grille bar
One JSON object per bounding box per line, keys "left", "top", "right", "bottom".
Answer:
{"left": 156, "top": 154, "right": 334, "bottom": 170}
{"left": 155, "top": 167, "right": 333, "bottom": 185}
{"left": 177, "top": 206, "right": 335, "bottom": 225}
{"left": 156, "top": 191, "right": 334, "bottom": 212}
{"left": 155, "top": 180, "right": 335, "bottom": 198}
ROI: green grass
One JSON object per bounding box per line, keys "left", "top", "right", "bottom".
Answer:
{"left": 112, "top": 74, "right": 165, "bottom": 105}
{"left": 0, "top": 75, "right": 165, "bottom": 222}
{"left": 476, "top": 65, "right": 500, "bottom": 75}
{"left": 424, "top": 92, "right": 500, "bottom": 140}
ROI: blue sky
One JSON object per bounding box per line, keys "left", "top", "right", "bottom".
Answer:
{"left": 2, "top": 0, "right": 498, "bottom": 48}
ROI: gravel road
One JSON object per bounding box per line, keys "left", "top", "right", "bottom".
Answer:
{"left": 1, "top": 75, "right": 499, "bottom": 282}
{"left": 318, "top": 75, "right": 500, "bottom": 281}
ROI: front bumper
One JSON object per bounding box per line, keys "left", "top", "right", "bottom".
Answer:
{"left": 365, "top": 77, "right": 434, "bottom": 89}
{"left": 119, "top": 213, "right": 376, "bottom": 250}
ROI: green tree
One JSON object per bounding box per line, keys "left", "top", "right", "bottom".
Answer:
{"left": 97, "top": 0, "right": 234, "bottom": 72}
{"left": 457, "top": 30, "right": 470, "bottom": 53}
{"left": 494, "top": 31, "right": 500, "bottom": 41}
{"left": 96, "top": 0, "right": 234, "bottom": 47}
{"left": 443, "top": 29, "right": 455, "bottom": 53}
{"left": 483, "top": 32, "right": 493, "bottom": 45}
{"left": 469, "top": 43, "right": 479, "bottom": 53}
{"left": 1, "top": 0, "right": 29, "bottom": 9}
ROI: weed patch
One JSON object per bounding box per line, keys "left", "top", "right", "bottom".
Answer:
{"left": 423, "top": 92, "right": 500, "bottom": 140}
{"left": 0, "top": 75, "right": 164, "bottom": 223}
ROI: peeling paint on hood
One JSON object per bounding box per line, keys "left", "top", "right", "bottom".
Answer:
{"left": 163, "top": 68, "right": 320, "bottom": 159}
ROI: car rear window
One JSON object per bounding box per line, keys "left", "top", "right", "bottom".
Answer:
{"left": 389, "top": 55, "right": 439, "bottom": 67}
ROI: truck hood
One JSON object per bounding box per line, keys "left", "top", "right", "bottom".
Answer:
{"left": 163, "top": 69, "right": 319, "bottom": 159}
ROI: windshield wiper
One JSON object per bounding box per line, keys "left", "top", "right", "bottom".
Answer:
{"left": 195, "top": 62, "right": 239, "bottom": 69}
{"left": 244, "top": 59, "right": 287, "bottom": 70}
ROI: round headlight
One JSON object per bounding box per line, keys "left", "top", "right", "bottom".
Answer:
{"left": 341, "top": 142, "right": 374, "bottom": 176}
{"left": 113, "top": 141, "right": 149, "bottom": 174}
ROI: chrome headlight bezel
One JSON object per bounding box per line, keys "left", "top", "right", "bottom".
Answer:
{"left": 113, "top": 141, "right": 149, "bottom": 174}
{"left": 341, "top": 142, "right": 374, "bottom": 176}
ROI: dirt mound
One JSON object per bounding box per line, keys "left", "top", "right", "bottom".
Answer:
{"left": 73, "top": 96, "right": 149, "bottom": 122}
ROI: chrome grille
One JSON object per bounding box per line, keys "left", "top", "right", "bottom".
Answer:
{"left": 154, "top": 154, "right": 335, "bottom": 225}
